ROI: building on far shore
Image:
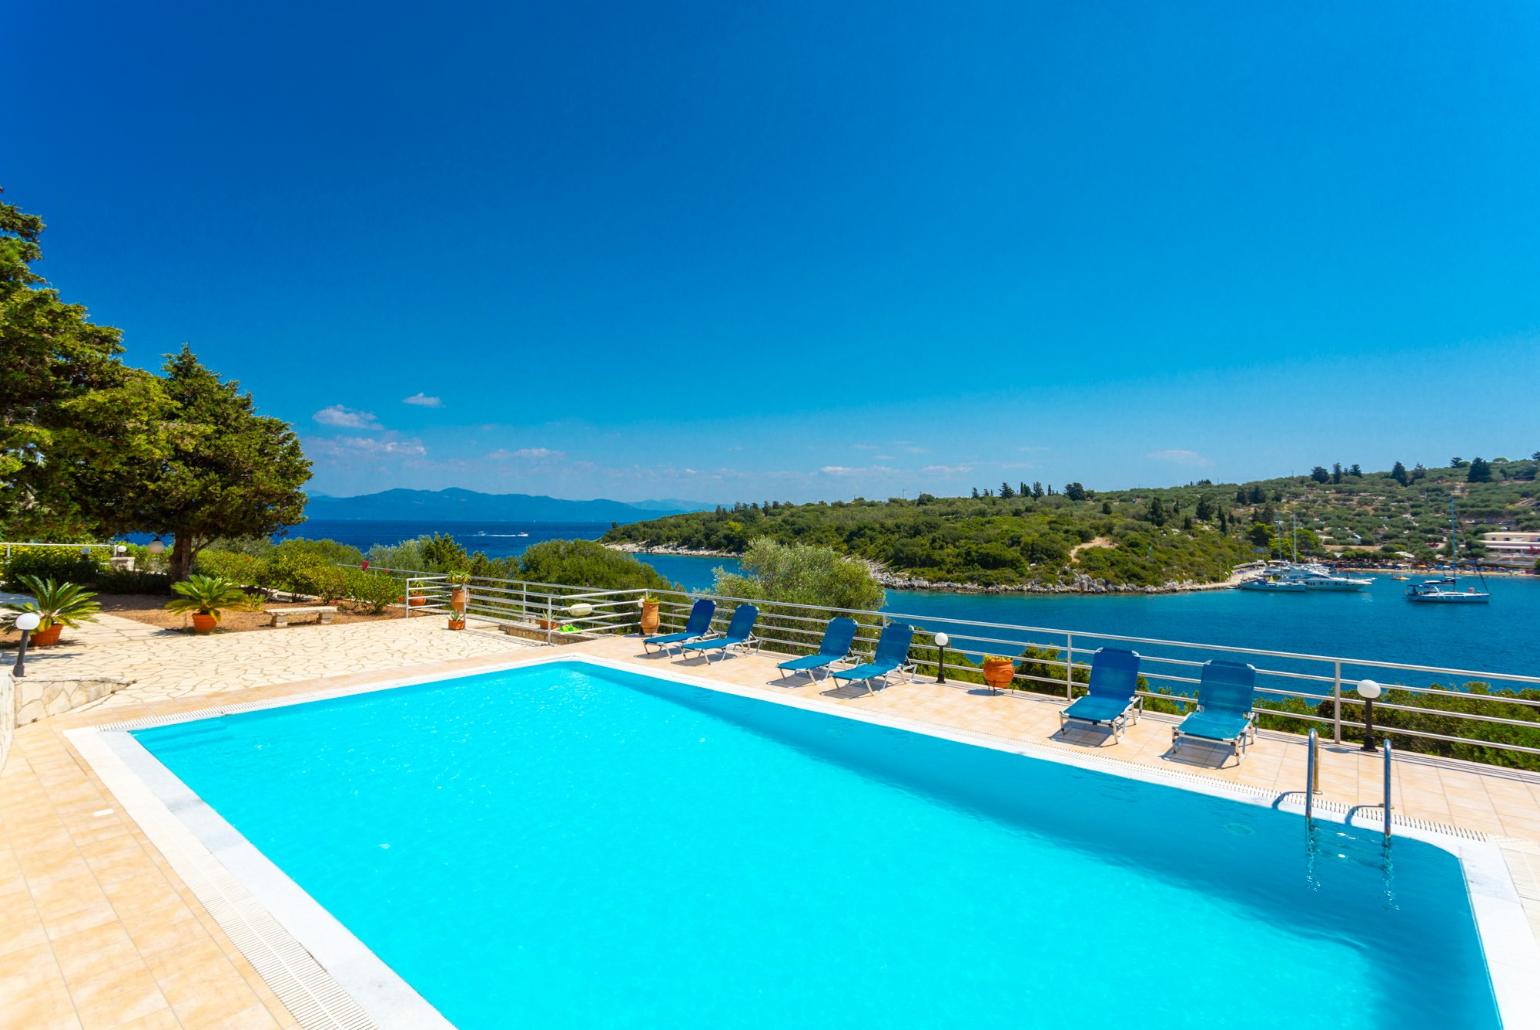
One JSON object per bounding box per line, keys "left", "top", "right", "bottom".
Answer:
{"left": 1481, "top": 531, "right": 1540, "bottom": 568}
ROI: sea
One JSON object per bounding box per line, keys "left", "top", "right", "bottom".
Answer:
{"left": 291, "top": 519, "right": 1540, "bottom": 681}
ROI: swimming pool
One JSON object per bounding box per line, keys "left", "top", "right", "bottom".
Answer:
{"left": 118, "top": 658, "right": 1510, "bottom": 1028}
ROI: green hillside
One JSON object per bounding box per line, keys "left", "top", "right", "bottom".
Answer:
{"left": 602, "top": 456, "right": 1540, "bottom": 591}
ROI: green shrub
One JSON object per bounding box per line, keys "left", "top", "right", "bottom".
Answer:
{"left": 264, "top": 539, "right": 361, "bottom": 597}
{"left": 205, "top": 535, "right": 276, "bottom": 557}
{"left": 343, "top": 569, "right": 402, "bottom": 614}
{"left": 2, "top": 547, "right": 103, "bottom": 590}
{"left": 95, "top": 569, "right": 172, "bottom": 594}
{"left": 299, "top": 564, "right": 348, "bottom": 603}
{"left": 366, "top": 538, "right": 427, "bottom": 571}
{"left": 194, "top": 549, "right": 269, "bottom": 587}
{"left": 270, "top": 538, "right": 363, "bottom": 566}
{"left": 518, "top": 539, "right": 673, "bottom": 592}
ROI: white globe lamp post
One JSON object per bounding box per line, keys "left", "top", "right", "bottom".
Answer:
{"left": 12, "top": 612, "right": 42, "bottom": 677}
{"left": 1356, "top": 679, "right": 1383, "bottom": 752}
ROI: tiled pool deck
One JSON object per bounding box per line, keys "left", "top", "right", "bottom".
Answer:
{"left": 5, "top": 616, "right": 1540, "bottom": 1027}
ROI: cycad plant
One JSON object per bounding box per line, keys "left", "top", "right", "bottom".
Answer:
{"left": 4, "top": 576, "right": 102, "bottom": 630}
{"left": 164, "top": 574, "right": 259, "bottom": 622}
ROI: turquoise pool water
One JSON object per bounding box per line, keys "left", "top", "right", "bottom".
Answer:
{"left": 134, "top": 661, "right": 1501, "bottom": 1028}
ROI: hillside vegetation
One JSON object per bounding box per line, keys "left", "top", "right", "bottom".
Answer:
{"left": 603, "top": 456, "right": 1540, "bottom": 591}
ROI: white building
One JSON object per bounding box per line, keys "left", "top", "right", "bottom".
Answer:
{"left": 1481, "top": 531, "right": 1540, "bottom": 568}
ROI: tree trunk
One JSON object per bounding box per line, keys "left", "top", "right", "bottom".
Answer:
{"left": 170, "top": 535, "right": 195, "bottom": 581}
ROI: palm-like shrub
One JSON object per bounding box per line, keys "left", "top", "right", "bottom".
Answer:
{"left": 164, "top": 575, "right": 259, "bottom": 622}
{"left": 4, "top": 576, "right": 102, "bottom": 630}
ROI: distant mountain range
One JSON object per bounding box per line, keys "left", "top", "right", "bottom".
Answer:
{"left": 304, "top": 488, "right": 710, "bottom": 524}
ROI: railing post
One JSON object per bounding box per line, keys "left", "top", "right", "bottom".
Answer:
{"left": 546, "top": 597, "right": 554, "bottom": 646}
{"left": 403, "top": 576, "right": 413, "bottom": 618}
{"left": 1306, "top": 729, "right": 1317, "bottom": 828}
{"left": 1383, "top": 740, "right": 1393, "bottom": 843}
{"left": 1331, "top": 660, "right": 1342, "bottom": 744}
{"left": 1064, "top": 633, "right": 1074, "bottom": 699}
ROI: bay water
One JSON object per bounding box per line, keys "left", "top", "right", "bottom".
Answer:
{"left": 292, "top": 519, "right": 1539, "bottom": 679}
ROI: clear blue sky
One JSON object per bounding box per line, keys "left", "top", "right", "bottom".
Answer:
{"left": 12, "top": 1, "right": 1540, "bottom": 502}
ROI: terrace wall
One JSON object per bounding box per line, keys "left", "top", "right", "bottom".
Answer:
{"left": 11, "top": 674, "right": 129, "bottom": 727}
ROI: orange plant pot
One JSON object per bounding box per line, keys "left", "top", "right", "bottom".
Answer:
{"left": 447, "top": 618, "right": 466, "bottom": 631}
{"left": 982, "top": 658, "right": 1015, "bottom": 689}
{"left": 640, "top": 601, "right": 661, "bottom": 635}
{"left": 191, "top": 613, "right": 217, "bottom": 635}
{"left": 450, "top": 587, "right": 469, "bottom": 610}
{"left": 30, "top": 624, "right": 64, "bottom": 647}
{"left": 408, "top": 595, "right": 427, "bottom": 608}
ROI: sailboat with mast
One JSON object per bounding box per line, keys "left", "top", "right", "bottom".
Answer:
{"left": 1237, "top": 515, "right": 1374, "bottom": 592}
{"left": 1406, "top": 499, "right": 1491, "bottom": 604}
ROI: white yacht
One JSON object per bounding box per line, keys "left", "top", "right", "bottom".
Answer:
{"left": 1235, "top": 516, "right": 1374, "bottom": 592}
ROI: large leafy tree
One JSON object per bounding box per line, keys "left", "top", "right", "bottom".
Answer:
{"left": 0, "top": 191, "right": 138, "bottom": 536}
{"left": 1, "top": 193, "right": 310, "bottom": 568}
{"left": 713, "top": 538, "right": 885, "bottom": 613}
{"left": 130, "top": 347, "right": 311, "bottom": 579}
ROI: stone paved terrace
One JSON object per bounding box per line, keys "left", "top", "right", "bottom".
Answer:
{"left": 4, "top": 615, "right": 1540, "bottom": 1027}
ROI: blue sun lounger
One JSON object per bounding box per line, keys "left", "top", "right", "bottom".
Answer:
{"left": 831, "top": 624, "right": 915, "bottom": 694}
{"left": 1058, "top": 647, "right": 1142, "bottom": 742}
{"left": 776, "top": 617, "right": 859, "bottom": 682}
{"left": 1172, "top": 659, "right": 1258, "bottom": 765}
{"left": 642, "top": 598, "right": 716, "bottom": 655}
{"left": 679, "top": 604, "right": 759, "bottom": 662}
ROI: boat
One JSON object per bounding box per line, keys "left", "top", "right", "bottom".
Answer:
{"left": 1406, "top": 576, "right": 1490, "bottom": 603}
{"left": 1234, "top": 517, "right": 1374, "bottom": 592}
{"left": 1299, "top": 570, "right": 1375, "bottom": 591}
{"left": 1238, "top": 572, "right": 1307, "bottom": 592}
{"left": 1406, "top": 501, "right": 1490, "bottom": 604}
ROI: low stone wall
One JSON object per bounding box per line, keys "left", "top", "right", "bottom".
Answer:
{"left": 1, "top": 669, "right": 13, "bottom": 772}
{"left": 12, "top": 675, "right": 131, "bottom": 726}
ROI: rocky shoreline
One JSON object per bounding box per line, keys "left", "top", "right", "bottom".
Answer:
{"left": 606, "top": 543, "right": 739, "bottom": 559}
{"left": 870, "top": 569, "right": 1244, "bottom": 596}
{"left": 606, "top": 542, "right": 1242, "bottom": 596}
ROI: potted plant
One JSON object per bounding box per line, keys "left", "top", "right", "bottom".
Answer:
{"left": 447, "top": 612, "right": 466, "bottom": 631}
{"left": 165, "top": 574, "right": 259, "bottom": 634}
{"left": 982, "top": 654, "right": 1016, "bottom": 691}
{"left": 4, "top": 576, "right": 102, "bottom": 647}
{"left": 448, "top": 570, "right": 471, "bottom": 612}
{"left": 639, "top": 594, "right": 661, "bottom": 634}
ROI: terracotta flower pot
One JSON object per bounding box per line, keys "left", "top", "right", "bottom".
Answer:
{"left": 450, "top": 587, "right": 469, "bottom": 610}
{"left": 408, "top": 594, "right": 426, "bottom": 608}
{"left": 537, "top": 618, "right": 559, "bottom": 631}
{"left": 982, "top": 657, "right": 1016, "bottom": 690}
{"left": 640, "top": 601, "right": 661, "bottom": 635}
{"left": 30, "top": 624, "right": 63, "bottom": 647}
{"left": 191, "top": 613, "right": 217, "bottom": 635}
{"left": 447, "top": 617, "right": 466, "bottom": 631}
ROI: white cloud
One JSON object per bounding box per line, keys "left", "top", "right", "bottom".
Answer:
{"left": 1146, "top": 448, "right": 1213, "bottom": 467}
{"left": 920, "top": 464, "right": 973, "bottom": 476}
{"left": 313, "top": 405, "right": 381, "bottom": 430}
{"left": 310, "top": 435, "right": 427, "bottom": 458}
{"left": 819, "top": 465, "right": 897, "bottom": 477}
{"left": 403, "top": 393, "right": 443, "bottom": 408}
{"left": 487, "top": 447, "right": 566, "bottom": 461}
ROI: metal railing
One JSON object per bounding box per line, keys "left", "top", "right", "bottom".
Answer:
{"left": 393, "top": 570, "right": 648, "bottom": 645}
{"left": 1, "top": 541, "right": 116, "bottom": 558}
{"left": 353, "top": 568, "right": 1540, "bottom": 765}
